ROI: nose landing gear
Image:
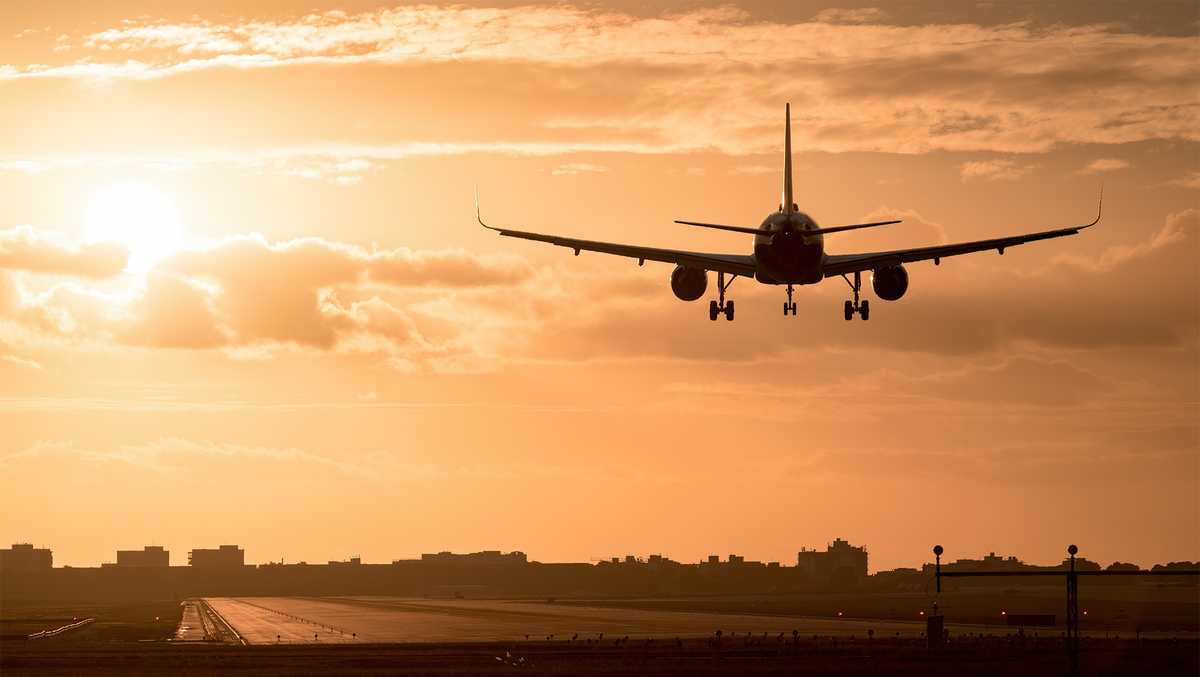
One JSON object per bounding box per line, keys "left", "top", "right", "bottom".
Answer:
{"left": 709, "top": 271, "right": 737, "bottom": 321}
{"left": 783, "top": 283, "right": 797, "bottom": 316}
{"left": 840, "top": 271, "right": 870, "bottom": 321}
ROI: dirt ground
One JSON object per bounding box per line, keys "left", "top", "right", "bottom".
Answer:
{"left": 3, "top": 637, "right": 1198, "bottom": 676}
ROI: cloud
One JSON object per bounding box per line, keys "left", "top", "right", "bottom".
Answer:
{"left": 119, "top": 272, "right": 226, "bottom": 348}
{"left": 157, "top": 235, "right": 525, "bottom": 349}
{"left": 1168, "top": 171, "right": 1200, "bottom": 189}
{"left": 959, "top": 159, "right": 1036, "bottom": 181}
{"left": 3, "top": 209, "right": 1195, "bottom": 371}
{"left": 2, "top": 231, "right": 530, "bottom": 354}
{"left": 730, "top": 165, "right": 776, "bottom": 175}
{"left": 1078, "top": 158, "right": 1130, "bottom": 174}
{"left": 0, "top": 438, "right": 372, "bottom": 478}
{"left": 0, "top": 8, "right": 1195, "bottom": 155}
{"left": 0, "top": 226, "right": 128, "bottom": 277}
{"left": 1052, "top": 208, "right": 1196, "bottom": 273}
{"left": 1, "top": 354, "right": 42, "bottom": 370}
{"left": 516, "top": 208, "right": 1199, "bottom": 362}
{"left": 813, "top": 8, "right": 888, "bottom": 24}
{"left": 550, "top": 163, "right": 608, "bottom": 176}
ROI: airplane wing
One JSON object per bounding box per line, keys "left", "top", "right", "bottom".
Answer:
{"left": 478, "top": 211, "right": 757, "bottom": 277}
{"left": 822, "top": 199, "right": 1102, "bottom": 278}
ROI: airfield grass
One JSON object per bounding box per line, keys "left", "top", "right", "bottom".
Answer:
{"left": 558, "top": 584, "right": 1200, "bottom": 634}
{"left": 0, "top": 599, "right": 181, "bottom": 643}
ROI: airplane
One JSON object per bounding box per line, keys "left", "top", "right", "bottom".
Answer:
{"left": 478, "top": 104, "right": 1101, "bottom": 321}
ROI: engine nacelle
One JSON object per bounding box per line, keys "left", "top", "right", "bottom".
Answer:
{"left": 871, "top": 264, "right": 909, "bottom": 301}
{"left": 670, "top": 265, "right": 708, "bottom": 302}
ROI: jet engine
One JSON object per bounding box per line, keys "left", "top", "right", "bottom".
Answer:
{"left": 670, "top": 265, "right": 708, "bottom": 301}
{"left": 871, "top": 264, "right": 909, "bottom": 301}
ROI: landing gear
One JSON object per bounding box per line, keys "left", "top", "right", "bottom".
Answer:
{"left": 709, "top": 271, "right": 737, "bottom": 321}
{"left": 840, "top": 271, "right": 870, "bottom": 321}
{"left": 783, "top": 284, "right": 797, "bottom": 316}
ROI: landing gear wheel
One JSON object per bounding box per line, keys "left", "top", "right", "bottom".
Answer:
{"left": 709, "top": 300, "right": 719, "bottom": 321}
{"left": 724, "top": 301, "right": 735, "bottom": 321}
{"left": 783, "top": 302, "right": 790, "bottom": 316}
{"left": 790, "top": 302, "right": 797, "bottom": 315}
{"left": 859, "top": 299, "right": 870, "bottom": 321}
{"left": 843, "top": 300, "right": 854, "bottom": 321}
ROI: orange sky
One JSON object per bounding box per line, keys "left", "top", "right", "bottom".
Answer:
{"left": 0, "top": 1, "right": 1197, "bottom": 571}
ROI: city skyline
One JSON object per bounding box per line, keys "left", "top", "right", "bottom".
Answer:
{"left": 1, "top": 1, "right": 1197, "bottom": 574}
{"left": 5, "top": 538, "right": 1194, "bottom": 573}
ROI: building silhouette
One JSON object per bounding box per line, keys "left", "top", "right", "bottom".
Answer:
{"left": 0, "top": 543, "right": 52, "bottom": 571}
{"left": 417, "top": 550, "right": 527, "bottom": 565}
{"left": 188, "top": 545, "right": 244, "bottom": 567}
{"left": 115, "top": 546, "right": 169, "bottom": 567}
{"left": 797, "top": 538, "right": 868, "bottom": 582}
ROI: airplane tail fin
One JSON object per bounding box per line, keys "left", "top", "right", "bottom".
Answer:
{"left": 782, "top": 103, "right": 794, "bottom": 214}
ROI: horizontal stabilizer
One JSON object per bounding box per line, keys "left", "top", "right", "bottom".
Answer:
{"left": 807, "top": 219, "right": 902, "bottom": 236}
{"left": 675, "top": 218, "right": 902, "bottom": 237}
{"left": 673, "top": 220, "right": 773, "bottom": 236}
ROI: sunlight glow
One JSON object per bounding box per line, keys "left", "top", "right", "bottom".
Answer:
{"left": 84, "top": 181, "right": 185, "bottom": 273}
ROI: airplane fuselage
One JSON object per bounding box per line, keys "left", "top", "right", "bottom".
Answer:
{"left": 753, "top": 210, "right": 825, "bottom": 284}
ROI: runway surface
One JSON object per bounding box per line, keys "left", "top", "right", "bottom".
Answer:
{"left": 205, "top": 596, "right": 925, "bottom": 645}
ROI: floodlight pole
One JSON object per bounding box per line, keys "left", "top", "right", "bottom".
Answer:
{"left": 1066, "top": 544, "right": 1079, "bottom": 676}
{"left": 930, "top": 544, "right": 1197, "bottom": 677}
{"left": 933, "top": 545, "right": 942, "bottom": 594}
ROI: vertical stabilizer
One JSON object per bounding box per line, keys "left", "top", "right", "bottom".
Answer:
{"left": 782, "top": 103, "right": 794, "bottom": 214}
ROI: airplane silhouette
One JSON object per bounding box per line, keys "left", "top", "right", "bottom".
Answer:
{"left": 479, "top": 104, "right": 1101, "bottom": 321}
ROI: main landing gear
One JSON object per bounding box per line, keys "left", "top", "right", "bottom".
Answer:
{"left": 709, "top": 271, "right": 736, "bottom": 321}
{"left": 783, "top": 284, "right": 797, "bottom": 316}
{"left": 841, "top": 271, "right": 870, "bottom": 321}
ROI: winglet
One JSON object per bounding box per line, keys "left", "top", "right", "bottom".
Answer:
{"left": 1079, "top": 184, "right": 1103, "bottom": 230}
{"left": 475, "top": 185, "right": 498, "bottom": 231}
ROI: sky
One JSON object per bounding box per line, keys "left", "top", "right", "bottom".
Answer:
{"left": 0, "top": 1, "right": 1197, "bottom": 572}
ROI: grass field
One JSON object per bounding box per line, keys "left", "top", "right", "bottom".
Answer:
{"left": 0, "top": 600, "right": 181, "bottom": 643}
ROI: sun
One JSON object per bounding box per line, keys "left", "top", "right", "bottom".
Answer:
{"left": 83, "top": 180, "right": 186, "bottom": 274}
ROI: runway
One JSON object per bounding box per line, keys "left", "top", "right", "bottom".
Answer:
{"left": 204, "top": 596, "right": 924, "bottom": 645}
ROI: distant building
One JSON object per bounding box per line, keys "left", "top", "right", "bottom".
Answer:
{"left": 188, "top": 545, "right": 244, "bottom": 567}
{"left": 116, "top": 546, "right": 169, "bottom": 567}
{"left": 797, "top": 538, "right": 868, "bottom": 581}
{"left": 0, "top": 543, "right": 52, "bottom": 571}
{"left": 417, "top": 550, "right": 527, "bottom": 565}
